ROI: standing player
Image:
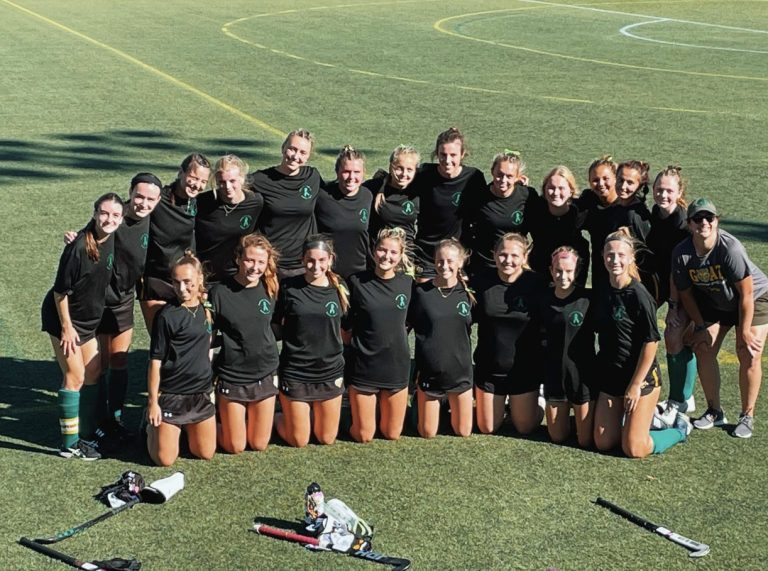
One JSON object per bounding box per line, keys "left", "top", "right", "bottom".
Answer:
{"left": 368, "top": 145, "right": 421, "bottom": 247}
{"left": 464, "top": 151, "right": 540, "bottom": 276}
{"left": 140, "top": 153, "right": 210, "bottom": 332}
{"left": 528, "top": 166, "right": 590, "bottom": 286}
{"left": 593, "top": 229, "right": 690, "bottom": 458}
{"left": 275, "top": 236, "right": 348, "bottom": 447}
{"left": 195, "top": 154, "right": 263, "bottom": 284}
{"left": 248, "top": 129, "right": 323, "bottom": 279}
{"left": 346, "top": 228, "right": 413, "bottom": 442}
{"left": 209, "top": 234, "right": 280, "bottom": 453}
{"left": 147, "top": 252, "right": 216, "bottom": 466}
{"left": 42, "top": 193, "right": 124, "bottom": 460}
{"left": 472, "top": 233, "right": 545, "bottom": 435}
{"left": 646, "top": 166, "right": 697, "bottom": 424}
{"left": 315, "top": 146, "right": 373, "bottom": 280}
{"left": 411, "top": 127, "right": 486, "bottom": 281}
{"left": 540, "top": 247, "right": 596, "bottom": 447}
{"left": 408, "top": 238, "right": 474, "bottom": 438}
{"left": 672, "top": 198, "right": 768, "bottom": 438}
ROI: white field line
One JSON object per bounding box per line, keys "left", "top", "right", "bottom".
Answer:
{"left": 619, "top": 20, "right": 768, "bottom": 54}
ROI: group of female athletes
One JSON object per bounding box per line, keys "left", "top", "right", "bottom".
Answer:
{"left": 42, "top": 127, "right": 768, "bottom": 466}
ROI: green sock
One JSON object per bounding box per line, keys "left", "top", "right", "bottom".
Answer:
{"left": 667, "top": 347, "right": 696, "bottom": 402}
{"left": 79, "top": 384, "right": 99, "bottom": 439}
{"left": 58, "top": 389, "right": 80, "bottom": 448}
{"left": 108, "top": 367, "right": 129, "bottom": 422}
{"left": 651, "top": 427, "right": 685, "bottom": 454}
{"left": 96, "top": 372, "right": 110, "bottom": 427}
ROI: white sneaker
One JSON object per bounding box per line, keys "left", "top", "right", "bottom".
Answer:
{"left": 652, "top": 400, "right": 681, "bottom": 429}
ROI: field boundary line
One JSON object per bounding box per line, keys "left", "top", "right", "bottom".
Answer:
{"left": 1, "top": 0, "right": 288, "bottom": 140}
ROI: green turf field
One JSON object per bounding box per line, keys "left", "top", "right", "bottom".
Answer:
{"left": 1, "top": 0, "right": 767, "bottom": 568}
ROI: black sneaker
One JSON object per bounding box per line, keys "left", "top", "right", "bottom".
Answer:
{"left": 59, "top": 439, "right": 101, "bottom": 460}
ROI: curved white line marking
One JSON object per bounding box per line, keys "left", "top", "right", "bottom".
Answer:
{"left": 620, "top": 20, "right": 768, "bottom": 54}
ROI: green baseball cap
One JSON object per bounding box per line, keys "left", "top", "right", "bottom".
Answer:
{"left": 687, "top": 197, "right": 718, "bottom": 219}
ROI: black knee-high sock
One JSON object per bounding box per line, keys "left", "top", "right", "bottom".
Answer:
{"left": 95, "top": 372, "right": 110, "bottom": 428}
{"left": 109, "top": 367, "right": 129, "bottom": 423}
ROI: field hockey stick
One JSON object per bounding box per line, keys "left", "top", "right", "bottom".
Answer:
{"left": 251, "top": 523, "right": 412, "bottom": 570}
{"left": 595, "top": 497, "right": 710, "bottom": 558}
{"left": 30, "top": 498, "right": 141, "bottom": 544}
{"left": 19, "top": 537, "right": 141, "bottom": 570}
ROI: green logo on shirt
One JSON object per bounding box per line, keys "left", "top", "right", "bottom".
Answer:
{"left": 612, "top": 305, "right": 627, "bottom": 321}
{"left": 457, "top": 301, "right": 470, "bottom": 317}
{"left": 140, "top": 233, "right": 149, "bottom": 249}
{"left": 325, "top": 301, "right": 339, "bottom": 317}
{"left": 106, "top": 253, "right": 114, "bottom": 271}
{"left": 395, "top": 294, "right": 408, "bottom": 310}
{"left": 569, "top": 311, "right": 584, "bottom": 326}
{"left": 299, "top": 185, "right": 313, "bottom": 200}
{"left": 239, "top": 215, "right": 253, "bottom": 230}
{"left": 402, "top": 201, "right": 415, "bottom": 215}
{"left": 186, "top": 200, "right": 197, "bottom": 216}
{"left": 512, "top": 296, "right": 527, "bottom": 312}
{"left": 258, "top": 299, "right": 271, "bottom": 315}
{"left": 451, "top": 192, "right": 462, "bottom": 207}
{"left": 360, "top": 208, "right": 369, "bottom": 224}
{"left": 511, "top": 210, "right": 524, "bottom": 225}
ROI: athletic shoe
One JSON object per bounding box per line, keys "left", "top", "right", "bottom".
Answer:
{"left": 673, "top": 412, "right": 693, "bottom": 440}
{"left": 685, "top": 395, "right": 696, "bottom": 414}
{"left": 654, "top": 400, "right": 681, "bottom": 429}
{"left": 59, "top": 439, "right": 102, "bottom": 460}
{"left": 692, "top": 407, "right": 727, "bottom": 430}
{"left": 732, "top": 414, "right": 754, "bottom": 439}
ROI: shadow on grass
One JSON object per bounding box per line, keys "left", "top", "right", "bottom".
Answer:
{"left": 0, "top": 130, "right": 277, "bottom": 184}
{"left": 724, "top": 219, "right": 768, "bottom": 243}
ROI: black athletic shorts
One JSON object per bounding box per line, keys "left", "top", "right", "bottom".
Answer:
{"left": 216, "top": 373, "right": 278, "bottom": 403}
{"left": 280, "top": 377, "right": 344, "bottom": 402}
{"left": 600, "top": 360, "right": 662, "bottom": 398}
{"left": 474, "top": 371, "right": 540, "bottom": 396}
{"left": 544, "top": 371, "right": 597, "bottom": 405}
{"left": 97, "top": 293, "right": 135, "bottom": 335}
{"left": 347, "top": 381, "right": 408, "bottom": 395}
{"left": 40, "top": 292, "right": 97, "bottom": 345}
{"left": 417, "top": 376, "right": 472, "bottom": 399}
{"left": 158, "top": 392, "right": 215, "bottom": 426}
{"left": 137, "top": 275, "right": 176, "bottom": 303}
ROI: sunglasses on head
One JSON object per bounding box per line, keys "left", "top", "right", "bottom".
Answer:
{"left": 691, "top": 213, "right": 715, "bottom": 224}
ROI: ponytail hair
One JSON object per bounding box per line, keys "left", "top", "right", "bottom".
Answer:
{"left": 493, "top": 232, "right": 531, "bottom": 271}
{"left": 375, "top": 227, "right": 414, "bottom": 275}
{"left": 491, "top": 150, "right": 526, "bottom": 178}
{"left": 618, "top": 160, "right": 651, "bottom": 200}
{"left": 85, "top": 192, "right": 124, "bottom": 262}
{"left": 375, "top": 145, "right": 421, "bottom": 212}
{"left": 236, "top": 233, "right": 280, "bottom": 299}
{"left": 588, "top": 154, "right": 617, "bottom": 178}
{"left": 172, "top": 249, "right": 207, "bottom": 305}
{"left": 603, "top": 227, "right": 640, "bottom": 281}
{"left": 432, "top": 127, "right": 467, "bottom": 162}
{"left": 334, "top": 144, "right": 366, "bottom": 173}
{"left": 653, "top": 165, "right": 687, "bottom": 208}
{"left": 282, "top": 128, "right": 315, "bottom": 156}
{"left": 435, "top": 238, "right": 476, "bottom": 305}
{"left": 302, "top": 235, "right": 349, "bottom": 314}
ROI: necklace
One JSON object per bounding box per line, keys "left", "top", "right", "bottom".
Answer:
{"left": 222, "top": 201, "right": 239, "bottom": 216}
{"left": 183, "top": 304, "right": 200, "bottom": 318}
{"left": 437, "top": 284, "right": 457, "bottom": 298}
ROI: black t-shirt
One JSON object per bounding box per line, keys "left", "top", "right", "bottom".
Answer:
{"left": 464, "top": 183, "right": 540, "bottom": 271}
{"left": 539, "top": 286, "right": 596, "bottom": 390}
{"left": 315, "top": 183, "right": 373, "bottom": 280}
{"left": 194, "top": 190, "right": 263, "bottom": 283}
{"left": 42, "top": 231, "right": 115, "bottom": 339}
{"left": 145, "top": 184, "right": 196, "bottom": 281}
{"left": 528, "top": 202, "right": 590, "bottom": 284}
{"left": 209, "top": 278, "right": 279, "bottom": 383}
{"left": 472, "top": 270, "right": 546, "bottom": 377}
{"left": 346, "top": 271, "right": 412, "bottom": 388}
{"left": 595, "top": 279, "right": 660, "bottom": 373}
{"left": 150, "top": 302, "right": 212, "bottom": 394}
{"left": 248, "top": 166, "right": 322, "bottom": 270}
{"left": 645, "top": 204, "right": 688, "bottom": 302}
{"left": 366, "top": 176, "right": 420, "bottom": 244}
{"left": 407, "top": 281, "right": 473, "bottom": 390}
{"left": 412, "top": 163, "right": 486, "bottom": 264}
{"left": 275, "top": 275, "right": 345, "bottom": 383}
{"left": 108, "top": 215, "right": 150, "bottom": 303}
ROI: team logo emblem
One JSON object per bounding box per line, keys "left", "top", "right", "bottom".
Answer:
{"left": 569, "top": 311, "right": 584, "bottom": 326}
{"left": 299, "top": 185, "right": 313, "bottom": 200}
{"left": 451, "top": 191, "right": 462, "bottom": 207}
{"left": 511, "top": 210, "right": 524, "bottom": 225}
{"left": 612, "top": 305, "right": 627, "bottom": 321}
{"left": 206, "top": 320, "right": 213, "bottom": 333}
{"left": 106, "top": 253, "right": 114, "bottom": 271}
{"left": 258, "top": 299, "right": 271, "bottom": 315}
{"left": 359, "top": 208, "right": 369, "bottom": 224}
{"left": 402, "top": 201, "right": 415, "bottom": 215}
{"left": 512, "top": 296, "right": 527, "bottom": 312}
{"left": 457, "top": 301, "right": 470, "bottom": 317}
{"left": 239, "top": 215, "right": 253, "bottom": 230}
{"left": 395, "top": 294, "right": 408, "bottom": 310}
{"left": 140, "top": 233, "right": 149, "bottom": 249}
{"left": 325, "top": 301, "right": 339, "bottom": 317}
{"left": 186, "top": 201, "right": 197, "bottom": 216}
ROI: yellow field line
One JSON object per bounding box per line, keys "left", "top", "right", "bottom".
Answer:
{"left": 1, "top": 0, "right": 287, "bottom": 139}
